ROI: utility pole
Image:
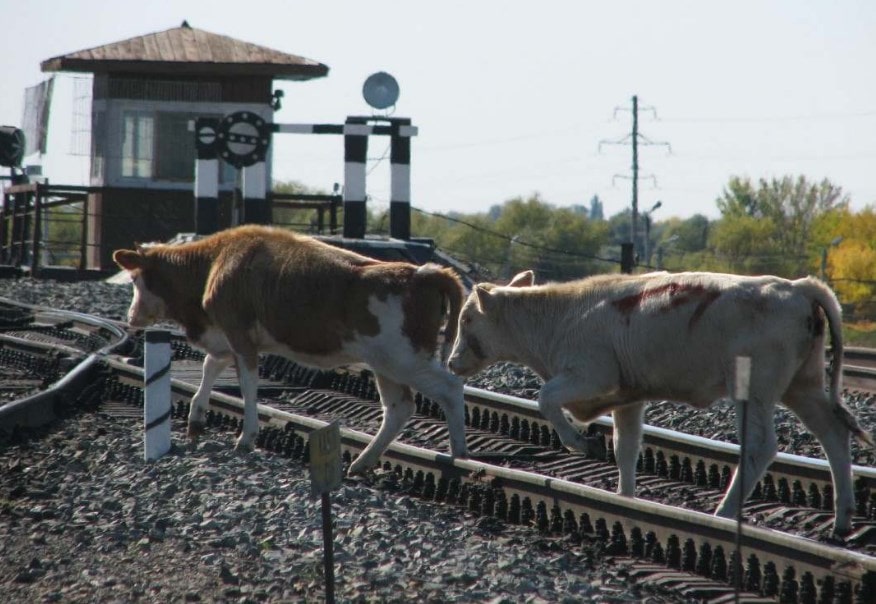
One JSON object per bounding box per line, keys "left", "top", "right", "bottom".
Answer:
{"left": 599, "top": 95, "right": 670, "bottom": 267}
{"left": 631, "top": 95, "right": 639, "bottom": 265}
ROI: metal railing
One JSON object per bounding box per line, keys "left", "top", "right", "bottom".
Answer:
{"left": 0, "top": 182, "right": 343, "bottom": 275}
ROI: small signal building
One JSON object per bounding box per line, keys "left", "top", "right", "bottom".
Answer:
{"left": 40, "top": 21, "right": 328, "bottom": 268}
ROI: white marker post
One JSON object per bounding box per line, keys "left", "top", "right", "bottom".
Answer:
{"left": 144, "top": 329, "right": 172, "bottom": 461}
{"left": 310, "top": 421, "right": 342, "bottom": 604}
{"left": 733, "top": 355, "right": 751, "bottom": 601}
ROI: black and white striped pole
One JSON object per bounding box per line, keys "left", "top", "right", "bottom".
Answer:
{"left": 194, "top": 117, "right": 221, "bottom": 236}
{"left": 144, "top": 329, "right": 172, "bottom": 461}
{"left": 343, "top": 117, "right": 369, "bottom": 239}
{"left": 242, "top": 161, "right": 269, "bottom": 225}
{"left": 389, "top": 118, "right": 412, "bottom": 240}
{"left": 194, "top": 113, "right": 417, "bottom": 239}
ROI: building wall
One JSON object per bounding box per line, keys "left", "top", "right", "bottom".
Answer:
{"left": 86, "top": 73, "right": 274, "bottom": 267}
{"left": 87, "top": 188, "right": 235, "bottom": 269}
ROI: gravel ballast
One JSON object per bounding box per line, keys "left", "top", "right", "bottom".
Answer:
{"left": 2, "top": 413, "right": 635, "bottom": 603}
{"left": 0, "top": 278, "right": 674, "bottom": 603}
{"left": 1, "top": 277, "right": 874, "bottom": 602}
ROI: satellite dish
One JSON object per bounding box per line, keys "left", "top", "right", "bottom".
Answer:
{"left": 362, "top": 72, "right": 400, "bottom": 110}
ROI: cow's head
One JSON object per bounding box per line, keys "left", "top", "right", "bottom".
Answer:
{"left": 112, "top": 248, "right": 168, "bottom": 328}
{"left": 448, "top": 270, "right": 534, "bottom": 377}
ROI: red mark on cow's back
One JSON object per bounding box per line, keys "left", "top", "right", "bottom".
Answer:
{"left": 612, "top": 282, "right": 721, "bottom": 328}
{"left": 688, "top": 289, "right": 721, "bottom": 328}
{"left": 612, "top": 283, "right": 680, "bottom": 314}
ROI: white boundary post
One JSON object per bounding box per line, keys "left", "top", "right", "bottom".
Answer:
{"left": 733, "top": 355, "right": 751, "bottom": 600}
{"left": 144, "top": 329, "right": 172, "bottom": 461}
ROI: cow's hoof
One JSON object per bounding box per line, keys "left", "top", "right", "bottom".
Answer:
{"left": 450, "top": 447, "right": 470, "bottom": 460}
{"left": 829, "top": 526, "right": 851, "bottom": 542}
{"left": 233, "top": 441, "right": 254, "bottom": 454}
{"left": 347, "top": 459, "right": 375, "bottom": 476}
{"left": 565, "top": 436, "right": 605, "bottom": 460}
{"left": 187, "top": 421, "right": 205, "bottom": 441}
{"left": 583, "top": 436, "right": 606, "bottom": 460}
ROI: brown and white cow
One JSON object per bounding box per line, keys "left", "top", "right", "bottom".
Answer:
{"left": 113, "top": 224, "right": 468, "bottom": 473}
{"left": 448, "top": 270, "right": 873, "bottom": 536}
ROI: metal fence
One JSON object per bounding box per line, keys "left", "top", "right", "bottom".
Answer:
{"left": 0, "top": 182, "right": 342, "bottom": 276}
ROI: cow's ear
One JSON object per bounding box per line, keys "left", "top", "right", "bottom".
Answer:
{"left": 113, "top": 249, "right": 143, "bottom": 271}
{"left": 508, "top": 270, "right": 535, "bottom": 287}
{"left": 474, "top": 284, "right": 497, "bottom": 314}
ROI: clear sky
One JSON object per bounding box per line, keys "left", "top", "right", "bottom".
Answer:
{"left": 2, "top": 0, "right": 875, "bottom": 220}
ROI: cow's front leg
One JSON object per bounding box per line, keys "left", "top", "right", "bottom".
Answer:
{"left": 538, "top": 372, "right": 618, "bottom": 455}
{"left": 188, "top": 353, "right": 232, "bottom": 440}
{"left": 234, "top": 353, "right": 261, "bottom": 452}
{"left": 612, "top": 402, "right": 646, "bottom": 497}
{"left": 350, "top": 373, "right": 415, "bottom": 474}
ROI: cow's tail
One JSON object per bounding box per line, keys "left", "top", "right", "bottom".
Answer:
{"left": 800, "top": 277, "right": 875, "bottom": 448}
{"left": 418, "top": 264, "right": 465, "bottom": 364}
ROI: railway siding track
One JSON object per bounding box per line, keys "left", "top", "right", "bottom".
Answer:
{"left": 2, "top": 301, "right": 876, "bottom": 602}
{"left": 0, "top": 299, "right": 130, "bottom": 431}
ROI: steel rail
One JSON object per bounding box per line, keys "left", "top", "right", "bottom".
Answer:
{"left": 463, "top": 385, "right": 876, "bottom": 500}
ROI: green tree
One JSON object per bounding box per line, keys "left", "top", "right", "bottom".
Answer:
{"left": 652, "top": 214, "right": 712, "bottom": 271}
{"left": 44, "top": 203, "right": 84, "bottom": 266}
{"left": 664, "top": 214, "right": 710, "bottom": 253}
{"left": 438, "top": 213, "right": 507, "bottom": 278}
{"left": 412, "top": 194, "right": 612, "bottom": 280}
{"left": 709, "top": 212, "right": 778, "bottom": 273}
{"left": 713, "top": 176, "right": 847, "bottom": 276}
{"left": 271, "top": 179, "right": 339, "bottom": 233}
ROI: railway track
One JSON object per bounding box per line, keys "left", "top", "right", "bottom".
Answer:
{"left": 2, "top": 298, "right": 875, "bottom": 602}
{"left": 0, "top": 298, "right": 131, "bottom": 430}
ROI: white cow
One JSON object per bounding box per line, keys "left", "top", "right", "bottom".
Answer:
{"left": 448, "top": 270, "right": 873, "bottom": 536}
{"left": 113, "top": 225, "right": 468, "bottom": 474}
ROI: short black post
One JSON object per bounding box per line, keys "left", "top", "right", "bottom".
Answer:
{"left": 321, "top": 492, "right": 335, "bottom": 604}
{"left": 309, "top": 421, "right": 342, "bottom": 603}
{"left": 620, "top": 242, "right": 635, "bottom": 274}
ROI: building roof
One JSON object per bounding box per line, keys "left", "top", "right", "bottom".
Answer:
{"left": 40, "top": 21, "right": 329, "bottom": 81}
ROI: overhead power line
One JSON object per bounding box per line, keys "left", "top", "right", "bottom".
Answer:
{"left": 660, "top": 110, "right": 876, "bottom": 124}
{"left": 411, "top": 206, "right": 620, "bottom": 266}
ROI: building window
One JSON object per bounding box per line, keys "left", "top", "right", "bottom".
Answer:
{"left": 91, "top": 111, "right": 105, "bottom": 180}
{"left": 155, "top": 113, "right": 196, "bottom": 181}
{"left": 121, "top": 110, "right": 237, "bottom": 183}
{"left": 122, "top": 112, "right": 153, "bottom": 178}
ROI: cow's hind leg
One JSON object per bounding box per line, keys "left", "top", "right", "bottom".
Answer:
{"left": 349, "top": 373, "right": 416, "bottom": 475}
{"left": 188, "top": 353, "right": 232, "bottom": 441}
{"left": 613, "top": 402, "right": 646, "bottom": 497}
{"left": 233, "top": 352, "right": 261, "bottom": 452}
{"left": 784, "top": 388, "right": 855, "bottom": 536}
{"left": 403, "top": 365, "right": 468, "bottom": 460}
{"left": 714, "top": 397, "right": 777, "bottom": 521}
